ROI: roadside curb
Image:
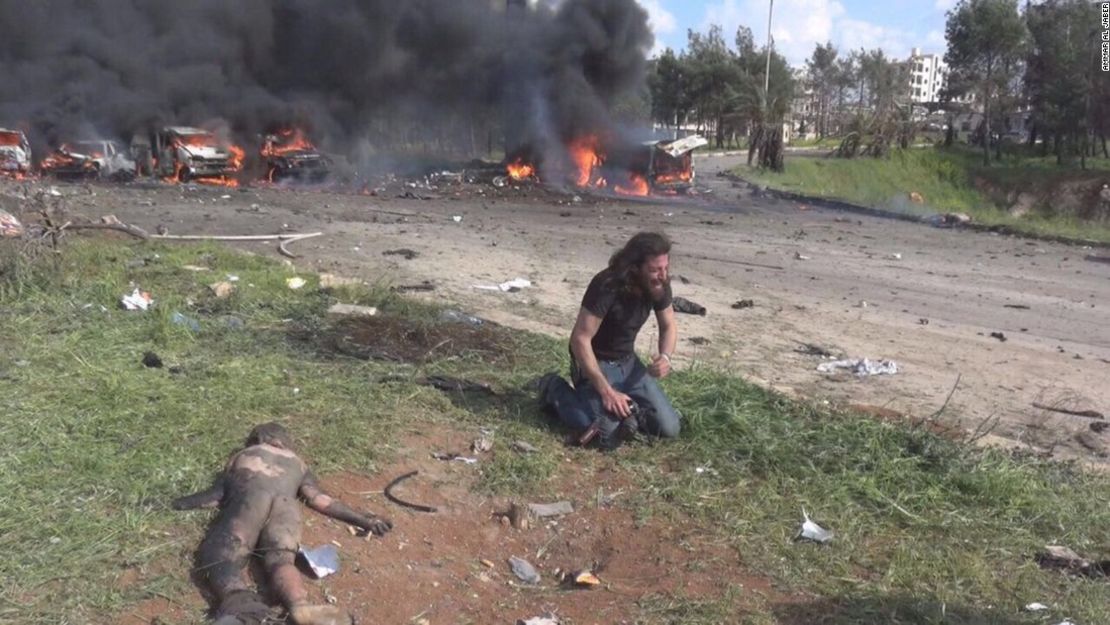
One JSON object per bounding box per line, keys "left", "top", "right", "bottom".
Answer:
{"left": 720, "top": 171, "right": 1110, "bottom": 250}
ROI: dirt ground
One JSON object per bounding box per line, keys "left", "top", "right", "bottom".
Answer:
{"left": 5, "top": 154, "right": 1109, "bottom": 467}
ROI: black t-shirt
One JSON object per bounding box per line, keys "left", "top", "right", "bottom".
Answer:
{"left": 579, "top": 268, "right": 672, "bottom": 361}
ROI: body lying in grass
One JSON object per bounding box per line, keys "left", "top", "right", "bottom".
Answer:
{"left": 172, "top": 422, "right": 392, "bottom": 625}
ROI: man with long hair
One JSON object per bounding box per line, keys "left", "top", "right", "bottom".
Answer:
{"left": 537, "top": 231, "right": 681, "bottom": 448}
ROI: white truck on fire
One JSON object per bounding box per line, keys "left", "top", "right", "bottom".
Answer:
{"left": 154, "top": 127, "right": 238, "bottom": 182}
{"left": 41, "top": 139, "right": 136, "bottom": 180}
{"left": 0, "top": 128, "right": 32, "bottom": 177}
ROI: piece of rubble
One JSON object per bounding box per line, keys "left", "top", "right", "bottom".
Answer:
{"left": 573, "top": 570, "right": 601, "bottom": 587}
{"left": 0, "top": 209, "right": 23, "bottom": 238}
{"left": 1035, "top": 545, "right": 1108, "bottom": 576}
{"left": 672, "top": 296, "right": 706, "bottom": 316}
{"left": 327, "top": 303, "right": 378, "bottom": 318}
{"left": 473, "top": 277, "right": 531, "bottom": 292}
{"left": 688, "top": 337, "right": 711, "bottom": 346}
{"left": 298, "top": 544, "right": 340, "bottom": 578}
{"left": 286, "top": 277, "right": 307, "bottom": 290}
{"left": 142, "top": 352, "right": 163, "bottom": 369}
{"left": 1022, "top": 603, "right": 1049, "bottom": 612}
{"left": 795, "top": 508, "right": 834, "bottom": 544}
{"left": 508, "top": 556, "right": 541, "bottom": 584}
{"left": 795, "top": 252, "right": 811, "bottom": 261}
{"left": 382, "top": 248, "right": 419, "bottom": 260}
{"left": 731, "top": 299, "right": 754, "bottom": 309}
{"left": 817, "top": 358, "right": 897, "bottom": 376}
{"left": 1075, "top": 431, "right": 1108, "bottom": 457}
{"left": 120, "top": 288, "right": 153, "bottom": 311}
{"left": 318, "top": 273, "right": 363, "bottom": 289}
{"left": 208, "top": 281, "right": 235, "bottom": 299}
{"left": 527, "top": 501, "right": 574, "bottom": 518}
{"left": 517, "top": 616, "right": 560, "bottom": 625}
{"left": 472, "top": 436, "right": 494, "bottom": 454}
{"left": 511, "top": 440, "right": 539, "bottom": 454}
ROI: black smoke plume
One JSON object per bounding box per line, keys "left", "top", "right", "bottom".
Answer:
{"left": 0, "top": 0, "right": 652, "bottom": 167}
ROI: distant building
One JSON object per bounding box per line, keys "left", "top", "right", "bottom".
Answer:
{"left": 908, "top": 48, "right": 947, "bottom": 104}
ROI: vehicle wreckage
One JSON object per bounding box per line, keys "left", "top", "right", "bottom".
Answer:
{"left": 154, "top": 126, "right": 243, "bottom": 184}
{"left": 0, "top": 128, "right": 32, "bottom": 178}
{"left": 260, "top": 128, "right": 331, "bottom": 182}
{"left": 40, "top": 139, "right": 136, "bottom": 180}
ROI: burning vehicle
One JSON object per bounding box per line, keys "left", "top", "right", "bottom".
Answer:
{"left": 0, "top": 128, "right": 32, "bottom": 178}
{"left": 504, "top": 134, "right": 707, "bottom": 196}
{"left": 40, "top": 139, "right": 136, "bottom": 180}
{"left": 260, "top": 128, "right": 331, "bottom": 182}
{"left": 154, "top": 127, "right": 243, "bottom": 184}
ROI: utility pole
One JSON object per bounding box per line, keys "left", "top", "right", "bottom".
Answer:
{"left": 763, "top": 0, "right": 774, "bottom": 96}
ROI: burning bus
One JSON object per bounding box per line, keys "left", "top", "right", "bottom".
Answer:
{"left": 40, "top": 139, "right": 136, "bottom": 180}
{"left": 0, "top": 128, "right": 32, "bottom": 178}
{"left": 260, "top": 128, "right": 331, "bottom": 183}
{"left": 154, "top": 126, "right": 243, "bottom": 184}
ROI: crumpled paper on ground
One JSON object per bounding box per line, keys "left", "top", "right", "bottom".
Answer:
{"left": 816, "top": 358, "right": 898, "bottom": 376}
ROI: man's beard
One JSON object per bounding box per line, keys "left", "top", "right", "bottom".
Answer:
{"left": 640, "top": 274, "right": 670, "bottom": 301}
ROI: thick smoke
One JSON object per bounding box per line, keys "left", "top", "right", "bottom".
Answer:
{"left": 0, "top": 0, "right": 652, "bottom": 167}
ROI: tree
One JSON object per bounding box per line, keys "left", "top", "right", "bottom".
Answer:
{"left": 648, "top": 48, "right": 690, "bottom": 137}
{"left": 944, "top": 0, "right": 1028, "bottom": 165}
{"left": 806, "top": 42, "right": 838, "bottom": 137}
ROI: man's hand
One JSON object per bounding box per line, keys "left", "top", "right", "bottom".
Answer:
{"left": 648, "top": 353, "right": 672, "bottom": 379}
{"left": 601, "top": 386, "right": 633, "bottom": 419}
{"left": 361, "top": 514, "right": 393, "bottom": 536}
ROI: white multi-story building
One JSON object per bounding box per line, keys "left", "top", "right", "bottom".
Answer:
{"left": 908, "top": 47, "right": 948, "bottom": 103}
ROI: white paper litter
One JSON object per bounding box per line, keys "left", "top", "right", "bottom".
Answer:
{"left": 120, "top": 288, "right": 153, "bottom": 311}
{"left": 1023, "top": 603, "right": 1049, "bottom": 612}
{"left": 298, "top": 544, "right": 340, "bottom": 578}
{"left": 286, "top": 277, "right": 306, "bottom": 290}
{"left": 473, "top": 277, "right": 531, "bottom": 292}
{"left": 796, "top": 508, "right": 834, "bottom": 544}
{"left": 817, "top": 358, "right": 898, "bottom": 376}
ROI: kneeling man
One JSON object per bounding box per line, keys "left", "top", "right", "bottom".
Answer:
{"left": 538, "top": 231, "right": 681, "bottom": 447}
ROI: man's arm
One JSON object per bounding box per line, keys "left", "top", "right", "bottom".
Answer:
{"left": 570, "top": 307, "right": 632, "bottom": 418}
{"left": 649, "top": 305, "right": 677, "bottom": 378}
{"left": 171, "top": 478, "right": 225, "bottom": 510}
{"left": 299, "top": 471, "right": 392, "bottom": 536}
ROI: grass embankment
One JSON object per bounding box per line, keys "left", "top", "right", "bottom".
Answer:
{"left": 1, "top": 240, "right": 1108, "bottom": 624}
{"left": 738, "top": 146, "right": 1110, "bottom": 243}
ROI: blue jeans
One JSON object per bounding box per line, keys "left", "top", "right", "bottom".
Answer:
{"left": 545, "top": 354, "right": 681, "bottom": 440}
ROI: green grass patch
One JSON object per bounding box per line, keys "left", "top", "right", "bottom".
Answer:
{"left": 2, "top": 240, "right": 1108, "bottom": 624}
{"left": 738, "top": 146, "right": 1110, "bottom": 243}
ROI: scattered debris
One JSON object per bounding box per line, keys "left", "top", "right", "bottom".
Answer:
{"left": 0, "top": 209, "right": 23, "bottom": 238}
{"left": 930, "top": 212, "right": 972, "bottom": 227}
{"left": 120, "top": 288, "right": 153, "bottom": 311}
{"left": 1023, "top": 603, "right": 1049, "bottom": 612}
{"left": 141, "top": 351, "right": 163, "bottom": 369}
{"left": 383, "top": 470, "right": 437, "bottom": 513}
{"left": 888, "top": 253, "right": 902, "bottom": 260}
{"left": 672, "top": 296, "right": 707, "bottom": 316}
{"left": 795, "top": 508, "right": 834, "bottom": 544}
{"left": 1036, "top": 545, "right": 1110, "bottom": 577}
{"left": 1031, "top": 402, "right": 1104, "bottom": 420}
{"left": 1085, "top": 255, "right": 1110, "bottom": 265}
{"left": 511, "top": 440, "right": 539, "bottom": 454}
{"left": 439, "top": 309, "right": 485, "bottom": 326}
{"left": 471, "top": 436, "right": 494, "bottom": 454}
{"left": 327, "top": 303, "right": 379, "bottom": 318}
{"left": 909, "top": 191, "right": 925, "bottom": 204}
{"left": 817, "top": 358, "right": 898, "bottom": 376}
{"left": 451, "top": 215, "right": 463, "bottom": 223}
{"left": 527, "top": 501, "right": 574, "bottom": 518}
{"left": 1091, "top": 422, "right": 1108, "bottom": 434}
{"left": 989, "top": 332, "right": 1007, "bottom": 342}
{"left": 1075, "top": 431, "right": 1108, "bottom": 457}
{"left": 688, "top": 336, "right": 711, "bottom": 346}
{"left": 731, "top": 299, "right": 754, "bottom": 309}
{"left": 517, "top": 615, "right": 560, "bottom": 625}
{"left": 795, "top": 343, "right": 834, "bottom": 358}
{"left": 503, "top": 502, "right": 530, "bottom": 530}
{"left": 393, "top": 281, "right": 435, "bottom": 293}
{"left": 181, "top": 265, "right": 209, "bottom": 272}
{"left": 794, "top": 252, "right": 811, "bottom": 261}
{"left": 1004, "top": 304, "right": 1031, "bottom": 310}
{"left": 420, "top": 375, "right": 495, "bottom": 395}
{"left": 298, "top": 544, "right": 340, "bottom": 578}
{"left": 474, "top": 277, "right": 531, "bottom": 292}
{"left": 318, "top": 273, "right": 363, "bottom": 289}
{"left": 571, "top": 570, "right": 601, "bottom": 587}
{"left": 918, "top": 318, "right": 930, "bottom": 325}
{"left": 508, "top": 556, "right": 541, "bottom": 584}
{"left": 382, "top": 248, "right": 418, "bottom": 260}
{"left": 171, "top": 312, "right": 200, "bottom": 332}
{"left": 431, "top": 452, "right": 478, "bottom": 464}
{"left": 286, "top": 277, "right": 307, "bottom": 290}
{"left": 208, "top": 281, "right": 235, "bottom": 299}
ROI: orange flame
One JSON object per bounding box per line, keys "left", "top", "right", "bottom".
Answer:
{"left": 261, "top": 128, "right": 316, "bottom": 158}
{"left": 567, "top": 136, "right": 605, "bottom": 187}
{"left": 614, "top": 172, "right": 650, "bottom": 196}
{"left": 506, "top": 158, "right": 535, "bottom": 181}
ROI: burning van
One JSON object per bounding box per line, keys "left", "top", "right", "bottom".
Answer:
{"left": 260, "top": 129, "right": 330, "bottom": 182}
{"left": 154, "top": 127, "right": 242, "bottom": 183}
{"left": 643, "top": 135, "right": 708, "bottom": 192}
{"left": 40, "top": 140, "right": 136, "bottom": 180}
{"left": 0, "top": 128, "right": 32, "bottom": 178}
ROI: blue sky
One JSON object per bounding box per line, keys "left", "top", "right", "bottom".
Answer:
{"left": 638, "top": 0, "right": 956, "bottom": 66}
